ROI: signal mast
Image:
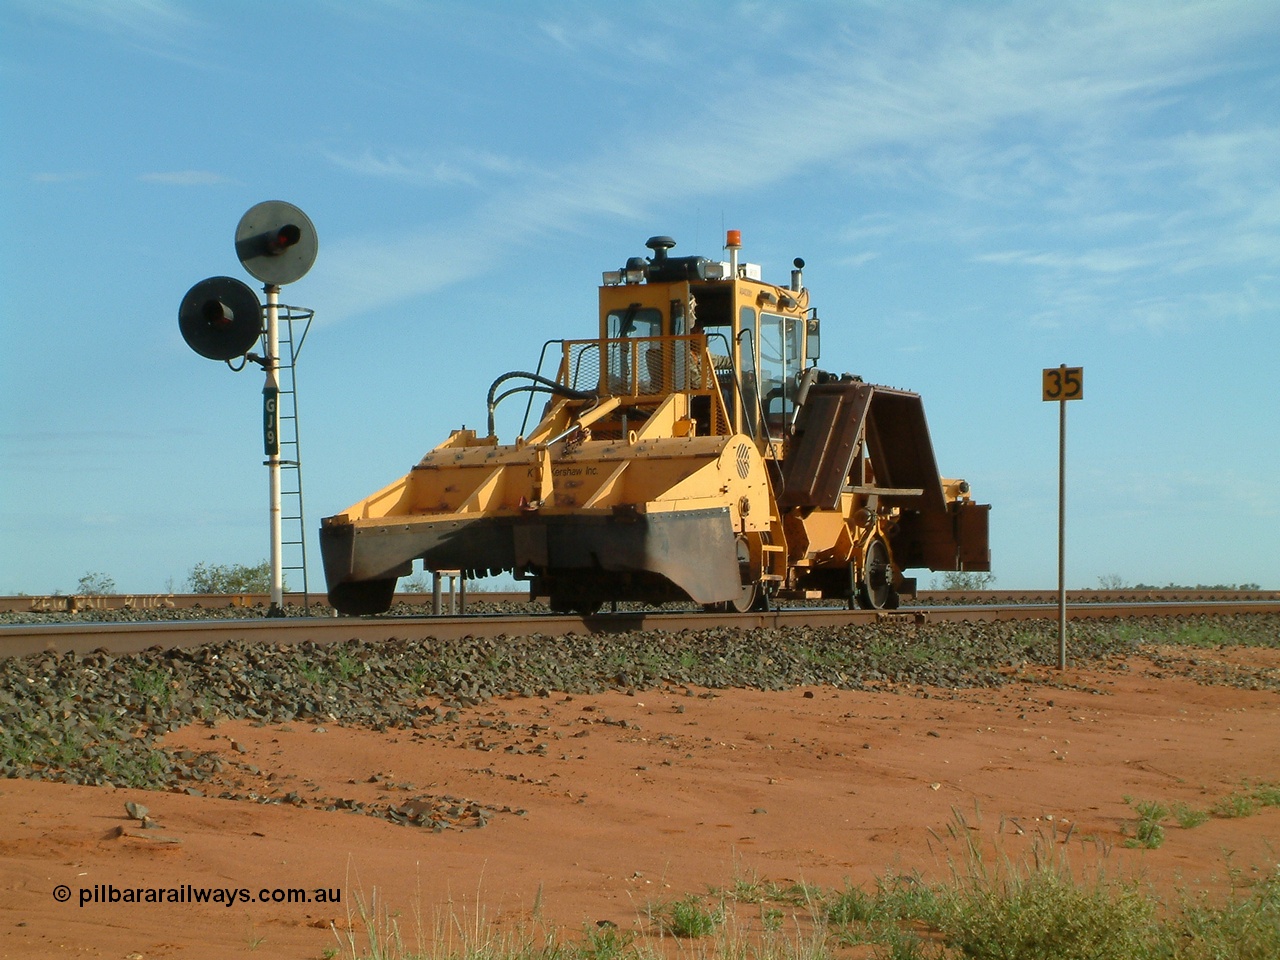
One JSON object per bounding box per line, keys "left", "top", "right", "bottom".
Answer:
{"left": 178, "top": 202, "right": 318, "bottom": 615}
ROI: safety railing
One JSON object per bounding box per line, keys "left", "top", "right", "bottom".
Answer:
{"left": 554, "top": 335, "right": 726, "bottom": 399}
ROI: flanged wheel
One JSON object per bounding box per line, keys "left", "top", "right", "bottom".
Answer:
{"left": 549, "top": 595, "right": 603, "bottom": 616}
{"left": 726, "top": 581, "right": 760, "bottom": 614}
{"left": 703, "top": 535, "right": 762, "bottom": 613}
{"left": 856, "top": 538, "right": 898, "bottom": 610}
{"left": 329, "top": 578, "right": 397, "bottom": 616}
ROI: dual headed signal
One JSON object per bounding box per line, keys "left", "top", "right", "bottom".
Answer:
{"left": 179, "top": 201, "right": 317, "bottom": 361}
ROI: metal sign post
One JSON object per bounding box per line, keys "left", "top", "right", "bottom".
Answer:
{"left": 1042, "top": 364, "right": 1083, "bottom": 669}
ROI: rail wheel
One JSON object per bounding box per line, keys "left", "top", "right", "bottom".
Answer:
{"left": 549, "top": 595, "right": 603, "bottom": 616}
{"left": 856, "top": 538, "right": 899, "bottom": 610}
{"left": 727, "top": 579, "right": 760, "bottom": 614}
{"left": 329, "top": 578, "right": 397, "bottom": 616}
{"left": 703, "top": 535, "right": 763, "bottom": 613}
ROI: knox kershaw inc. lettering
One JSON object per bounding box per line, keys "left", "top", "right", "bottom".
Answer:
{"left": 76, "top": 884, "right": 341, "bottom": 908}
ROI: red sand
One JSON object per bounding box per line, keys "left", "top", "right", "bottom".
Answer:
{"left": 2, "top": 650, "right": 1278, "bottom": 959}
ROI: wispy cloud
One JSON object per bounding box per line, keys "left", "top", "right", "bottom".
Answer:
{"left": 323, "top": 147, "right": 531, "bottom": 189}
{"left": 16, "top": 0, "right": 199, "bottom": 42}
{"left": 1087, "top": 467, "right": 1277, "bottom": 520}
{"left": 534, "top": 8, "right": 685, "bottom": 65}
{"left": 2, "top": 430, "right": 151, "bottom": 472}
{"left": 138, "top": 170, "right": 236, "bottom": 186}
{"left": 838, "top": 251, "right": 881, "bottom": 269}
{"left": 975, "top": 249, "right": 1153, "bottom": 274}
{"left": 16, "top": 0, "right": 200, "bottom": 40}
{"left": 31, "top": 171, "right": 93, "bottom": 184}
{"left": 13, "top": 0, "right": 210, "bottom": 67}
{"left": 312, "top": 1, "right": 1280, "bottom": 328}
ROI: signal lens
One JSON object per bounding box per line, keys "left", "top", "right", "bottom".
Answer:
{"left": 268, "top": 223, "right": 302, "bottom": 254}
{"left": 201, "top": 299, "right": 234, "bottom": 327}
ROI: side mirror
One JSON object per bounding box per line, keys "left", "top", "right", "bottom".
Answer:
{"left": 806, "top": 317, "right": 821, "bottom": 360}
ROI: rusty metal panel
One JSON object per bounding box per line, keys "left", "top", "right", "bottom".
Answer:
{"left": 863, "top": 388, "right": 948, "bottom": 513}
{"left": 780, "top": 382, "right": 873, "bottom": 510}
{"left": 892, "top": 510, "right": 955, "bottom": 570}
{"left": 954, "top": 500, "right": 991, "bottom": 570}
{"left": 892, "top": 500, "right": 991, "bottom": 572}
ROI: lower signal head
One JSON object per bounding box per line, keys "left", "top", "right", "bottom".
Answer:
{"left": 179, "top": 276, "right": 263, "bottom": 361}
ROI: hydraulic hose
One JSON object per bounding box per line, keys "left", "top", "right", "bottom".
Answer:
{"left": 486, "top": 371, "right": 595, "bottom": 437}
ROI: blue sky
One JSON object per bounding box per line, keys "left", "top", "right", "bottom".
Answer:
{"left": 2, "top": 0, "right": 1277, "bottom": 596}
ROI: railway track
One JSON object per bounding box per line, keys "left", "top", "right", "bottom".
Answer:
{"left": 4, "top": 588, "right": 1278, "bottom": 615}
{"left": 3, "top": 597, "right": 1278, "bottom": 660}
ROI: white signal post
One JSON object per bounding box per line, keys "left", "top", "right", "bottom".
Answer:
{"left": 1042, "top": 364, "right": 1083, "bottom": 669}
{"left": 235, "top": 202, "right": 317, "bottom": 618}
{"left": 181, "top": 202, "right": 315, "bottom": 617}
{"left": 264, "top": 283, "right": 284, "bottom": 616}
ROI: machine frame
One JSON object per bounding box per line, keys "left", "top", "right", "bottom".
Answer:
{"left": 321, "top": 234, "right": 989, "bottom": 615}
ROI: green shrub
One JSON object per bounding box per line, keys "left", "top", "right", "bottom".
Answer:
{"left": 659, "top": 896, "right": 722, "bottom": 938}
{"left": 1172, "top": 801, "right": 1210, "bottom": 829}
{"left": 934, "top": 855, "right": 1159, "bottom": 959}
{"left": 1172, "top": 873, "right": 1280, "bottom": 960}
{"left": 187, "top": 560, "right": 278, "bottom": 593}
{"left": 1123, "top": 798, "right": 1169, "bottom": 849}
{"left": 1211, "top": 793, "right": 1258, "bottom": 819}
{"left": 76, "top": 571, "right": 116, "bottom": 595}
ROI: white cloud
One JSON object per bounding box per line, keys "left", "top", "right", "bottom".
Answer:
{"left": 324, "top": 147, "right": 532, "bottom": 189}
{"left": 138, "top": 170, "right": 235, "bottom": 186}
{"left": 839, "top": 251, "right": 881, "bottom": 269}
{"left": 975, "top": 249, "right": 1152, "bottom": 274}
{"left": 312, "top": 1, "right": 1280, "bottom": 326}
{"left": 15, "top": 0, "right": 203, "bottom": 48}
{"left": 32, "top": 171, "right": 93, "bottom": 184}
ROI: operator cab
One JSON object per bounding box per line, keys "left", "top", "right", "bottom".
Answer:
{"left": 598, "top": 232, "right": 819, "bottom": 449}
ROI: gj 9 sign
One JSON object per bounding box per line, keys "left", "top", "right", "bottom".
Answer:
{"left": 263, "top": 386, "right": 279, "bottom": 456}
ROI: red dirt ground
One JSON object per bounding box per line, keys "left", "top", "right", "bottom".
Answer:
{"left": 2, "top": 650, "right": 1278, "bottom": 959}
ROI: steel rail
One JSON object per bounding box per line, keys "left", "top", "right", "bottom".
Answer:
{"left": 3, "top": 589, "right": 1278, "bottom": 615}
{"left": 3, "top": 600, "right": 1278, "bottom": 660}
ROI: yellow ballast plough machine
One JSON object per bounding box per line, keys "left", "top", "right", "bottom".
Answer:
{"left": 321, "top": 232, "right": 989, "bottom": 615}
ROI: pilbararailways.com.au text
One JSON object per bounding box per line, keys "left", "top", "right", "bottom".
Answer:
{"left": 70, "top": 883, "right": 341, "bottom": 908}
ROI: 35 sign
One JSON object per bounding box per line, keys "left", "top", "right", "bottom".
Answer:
{"left": 1042, "top": 365, "right": 1083, "bottom": 402}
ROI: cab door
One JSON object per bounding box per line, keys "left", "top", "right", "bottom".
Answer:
{"left": 758, "top": 311, "right": 802, "bottom": 437}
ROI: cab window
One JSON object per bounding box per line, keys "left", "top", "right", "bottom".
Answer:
{"left": 606, "top": 306, "right": 664, "bottom": 394}
{"left": 607, "top": 306, "right": 663, "bottom": 339}
{"left": 759, "top": 312, "right": 801, "bottom": 430}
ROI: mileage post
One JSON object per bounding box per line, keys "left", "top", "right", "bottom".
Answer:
{"left": 1043, "top": 364, "right": 1084, "bottom": 669}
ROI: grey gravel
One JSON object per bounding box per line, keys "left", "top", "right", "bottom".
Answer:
{"left": 2, "top": 614, "right": 1277, "bottom": 830}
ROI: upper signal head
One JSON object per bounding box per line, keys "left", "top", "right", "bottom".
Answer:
{"left": 235, "top": 201, "right": 317, "bottom": 285}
